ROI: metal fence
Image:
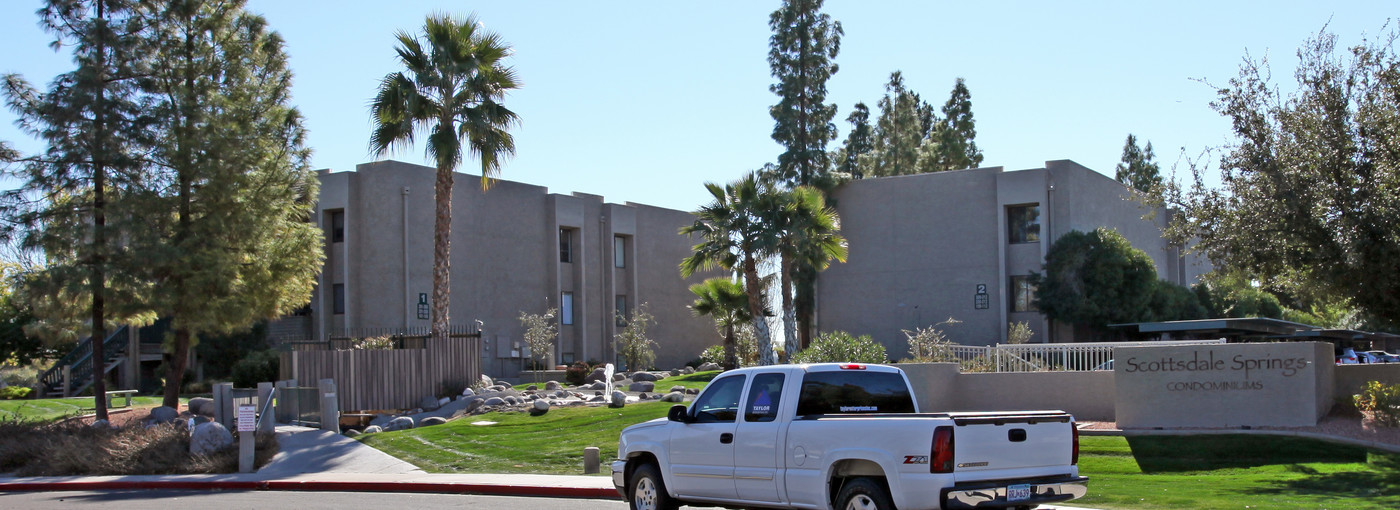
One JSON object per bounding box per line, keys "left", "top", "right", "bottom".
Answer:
{"left": 275, "top": 386, "right": 322, "bottom": 427}
{"left": 945, "top": 339, "right": 1227, "bottom": 372}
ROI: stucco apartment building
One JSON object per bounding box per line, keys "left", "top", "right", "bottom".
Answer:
{"left": 288, "top": 160, "right": 716, "bottom": 377}
{"left": 816, "top": 160, "right": 1211, "bottom": 353}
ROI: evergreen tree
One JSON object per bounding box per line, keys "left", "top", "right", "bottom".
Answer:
{"left": 768, "top": 0, "right": 843, "bottom": 188}
{"left": 834, "top": 102, "right": 873, "bottom": 179}
{"left": 134, "top": 0, "right": 323, "bottom": 407}
{"left": 919, "top": 78, "right": 983, "bottom": 173}
{"left": 1, "top": 0, "right": 154, "bottom": 421}
{"left": 1115, "top": 133, "right": 1162, "bottom": 194}
{"left": 866, "top": 71, "right": 923, "bottom": 177}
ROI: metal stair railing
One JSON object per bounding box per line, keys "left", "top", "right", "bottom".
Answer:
{"left": 38, "top": 325, "right": 130, "bottom": 397}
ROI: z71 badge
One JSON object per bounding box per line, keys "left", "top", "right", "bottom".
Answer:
{"left": 903, "top": 456, "right": 929, "bottom": 464}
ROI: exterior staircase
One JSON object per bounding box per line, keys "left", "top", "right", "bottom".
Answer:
{"left": 38, "top": 321, "right": 168, "bottom": 398}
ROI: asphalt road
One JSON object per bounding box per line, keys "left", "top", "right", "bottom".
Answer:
{"left": 0, "top": 490, "right": 632, "bottom": 509}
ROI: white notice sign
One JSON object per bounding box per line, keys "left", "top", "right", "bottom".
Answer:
{"left": 237, "top": 404, "right": 256, "bottom": 432}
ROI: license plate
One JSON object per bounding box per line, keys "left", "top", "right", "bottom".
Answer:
{"left": 1007, "top": 484, "right": 1031, "bottom": 501}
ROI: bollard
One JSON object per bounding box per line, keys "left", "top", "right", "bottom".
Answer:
{"left": 583, "top": 446, "right": 600, "bottom": 474}
{"left": 257, "top": 382, "right": 275, "bottom": 433}
{"left": 318, "top": 378, "right": 340, "bottom": 433}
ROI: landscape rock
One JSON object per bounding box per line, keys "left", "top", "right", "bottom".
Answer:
{"left": 670, "top": 386, "right": 686, "bottom": 393}
{"left": 484, "top": 397, "right": 506, "bottom": 406}
{"left": 363, "top": 425, "right": 383, "bottom": 434}
{"left": 669, "top": 369, "right": 681, "bottom": 377}
{"left": 343, "top": 429, "right": 361, "bottom": 438}
{"left": 420, "top": 416, "right": 448, "bottom": 427}
{"left": 533, "top": 400, "right": 550, "bottom": 411}
{"left": 187, "top": 397, "right": 213, "bottom": 417}
{"left": 629, "top": 381, "right": 655, "bottom": 392}
{"left": 631, "top": 372, "right": 660, "bottom": 382}
{"left": 698, "top": 362, "right": 721, "bottom": 372}
{"left": 610, "top": 391, "right": 627, "bottom": 408}
{"left": 661, "top": 392, "right": 685, "bottom": 403}
{"left": 612, "top": 373, "right": 627, "bottom": 382}
{"left": 439, "top": 396, "right": 451, "bottom": 406}
{"left": 680, "top": 367, "right": 695, "bottom": 375}
{"left": 148, "top": 406, "right": 179, "bottom": 424}
{"left": 419, "top": 396, "right": 442, "bottom": 411}
{"left": 590, "top": 395, "right": 606, "bottom": 402}
{"left": 91, "top": 419, "right": 110, "bottom": 429}
{"left": 190, "top": 421, "right": 234, "bottom": 455}
{"left": 585, "top": 367, "right": 608, "bottom": 383}
{"left": 686, "top": 388, "right": 699, "bottom": 395}
{"left": 545, "top": 381, "right": 561, "bottom": 391}
{"left": 384, "top": 416, "right": 416, "bottom": 432}
{"left": 526, "top": 384, "right": 538, "bottom": 391}
{"left": 462, "top": 387, "right": 476, "bottom": 397}
{"left": 480, "top": 374, "right": 493, "bottom": 388}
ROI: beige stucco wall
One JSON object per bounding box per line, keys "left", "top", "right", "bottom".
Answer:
{"left": 1334, "top": 364, "right": 1400, "bottom": 401}
{"left": 900, "top": 363, "right": 1116, "bottom": 422}
{"left": 1115, "top": 342, "right": 1327, "bottom": 428}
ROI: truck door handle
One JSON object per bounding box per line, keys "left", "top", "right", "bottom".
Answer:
{"left": 720, "top": 433, "right": 734, "bottom": 444}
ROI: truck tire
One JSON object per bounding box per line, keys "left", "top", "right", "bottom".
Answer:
{"left": 836, "top": 477, "right": 895, "bottom": 510}
{"left": 629, "top": 463, "right": 679, "bottom": 510}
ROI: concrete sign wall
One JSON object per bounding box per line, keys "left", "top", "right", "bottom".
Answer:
{"left": 1115, "top": 342, "right": 1331, "bottom": 428}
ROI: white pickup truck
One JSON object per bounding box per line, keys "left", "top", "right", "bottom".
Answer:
{"left": 612, "top": 363, "right": 1087, "bottom": 510}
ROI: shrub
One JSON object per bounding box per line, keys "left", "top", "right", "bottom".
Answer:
{"left": 0, "top": 419, "right": 278, "bottom": 475}
{"left": 902, "top": 318, "right": 962, "bottom": 363}
{"left": 791, "top": 331, "right": 886, "bottom": 364}
{"left": 231, "top": 350, "right": 279, "bottom": 388}
{"left": 1007, "top": 321, "right": 1034, "bottom": 345}
{"left": 616, "top": 304, "right": 657, "bottom": 372}
{"left": 1354, "top": 380, "right": 1400, "bottom": 427}
{"left": 0, "top": 386, "right": 32, "bottom": 400}
{"left": 699, "top": 345, "right": 725, "bottom": 366}
{"left": 564, "top": 361, "right": 592, "bottom": 386}
{"left": 351, "top": 335, "right": 395, "bottom": 350}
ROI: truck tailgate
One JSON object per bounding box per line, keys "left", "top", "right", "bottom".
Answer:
{"left": 946, "top": 411, "right": 1075, "bottom": 474}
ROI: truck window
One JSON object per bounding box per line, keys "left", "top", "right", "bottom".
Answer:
{"left": 796, "top": 371, "right": 915, "bottom": 416}
{"left": 744, "top": 373, "right": 785, "bottom": 423}
{"left": 693, "top": 374, "right": 746, "bottom": 423}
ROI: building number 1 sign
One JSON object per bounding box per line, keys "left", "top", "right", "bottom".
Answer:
{"left": 974, "top": 284, "right": 989, "bottom": 310}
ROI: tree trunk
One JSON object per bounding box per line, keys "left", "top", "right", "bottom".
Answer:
{"left": 89, "top": 0, "right": 110, "bottom": 423}
{"left": 432, "top": 164, "right": 454, "bottom": 342}
{"left": 780, "top": 255, "right": 797, "bottom": 363}
{"left": 743, "top": 256, "right": 775, "bottom": 366}
{"left": 163, "top": 328, "right": 190, "bottom": 408}
{"left": 723, "top": 323, "right": 737, "bottom": 371}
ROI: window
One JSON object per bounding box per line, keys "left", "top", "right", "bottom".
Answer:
{"left": 1011, "top": 275, "right": 1037, "bottom": 312}
{"left": 615, "top": 295, "right": 628, "bottom": 326}
{"left": 332, "top": 284, "right": 345, "bottom": 315}
{"left": 559, "top": 228, "right": 573, "bottom": 263}
{"left": 744, "top": 373, "right": 785, "bottom": 423}
{"left": 796, "top": 371, "right": 915, "bottom": 416}
{"left": 560, "top": 291, "right": 574, "bottom": 325}
{"left": 1007, "top": 204, "right": 1040, "bottom": 244}
{"left": 692, "top": 374, "right": 746, "bottom": 423}
{"left": 614, "top": 236, "right": 626, "bottom": 268}
{"left": 330, "top": 211, "right": 345, "bottom": 243}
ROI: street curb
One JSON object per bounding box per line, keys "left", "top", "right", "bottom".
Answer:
{"left": 0, "top": 480, "right": 619, "bottom": 499}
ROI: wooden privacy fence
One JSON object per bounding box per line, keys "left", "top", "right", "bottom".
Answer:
{"left": 278, "top": 335, "right": 481, "bottom": 411}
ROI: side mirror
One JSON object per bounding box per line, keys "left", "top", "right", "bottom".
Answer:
{"left": 667, "top": 405, "right": 691, "bottom": 423}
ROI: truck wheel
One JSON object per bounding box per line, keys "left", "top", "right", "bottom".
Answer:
{"left": 629, "top": 463, "right": 679, "bottom": 510}
{"left": 836, "top": 477, "right": 894, "bottom": 510}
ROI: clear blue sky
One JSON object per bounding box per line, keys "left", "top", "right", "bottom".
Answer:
{"left": 1, "top": 1, "right": 1392, "bottom": 212}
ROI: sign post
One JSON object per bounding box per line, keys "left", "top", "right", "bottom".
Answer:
{"left": 237, "top": 404, "right": 255, "bottom": 473}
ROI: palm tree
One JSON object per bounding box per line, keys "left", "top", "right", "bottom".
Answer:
{"left": 769, "top": 186, "right": 847, "bottom": 360}
{"left": 369, "top": 14, "right": 519, "bottom": 342}
{"left": 680, "top": 173, "right": 781, "bottom": 365}
{"left": 688, "top": 277, "right": 752, "bottom": 370}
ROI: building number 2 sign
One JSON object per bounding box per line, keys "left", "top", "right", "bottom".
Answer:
{"left": 974, "top": 284, "right": 989, "bottom": 310}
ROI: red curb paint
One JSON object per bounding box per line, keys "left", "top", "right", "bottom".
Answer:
{"left": 0, "top": 480, "right": 618, "bottom": 500}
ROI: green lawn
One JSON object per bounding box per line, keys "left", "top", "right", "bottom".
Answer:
{"left": 1078, "top": 435, "right": 1400, "bottom": 509}
{"left": 0, "top": 396, "right": 170, "bottom": 423}
{"left": 358, "top": 400, "right": 674, "bottom": 474}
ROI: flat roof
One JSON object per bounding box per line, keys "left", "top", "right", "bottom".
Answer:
{"left": 1108, "top": 317, "right": 1391, "bottom": 342}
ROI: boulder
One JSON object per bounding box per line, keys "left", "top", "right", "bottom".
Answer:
{"left": 91, "top": 419, "right": 110, "bottom": 429}
{"left": 609, "top": 391, "right": 627, "bottom": 408}
{"left": 504, "top": 396, "right": 520, "bottom": 406}
{"left": 484, "top": 397, "right": 506, "bottom": 406}
{"left": 148, "top": 406, "right": 179, "bottom": 424}
{"left": 680, "top": 367, "right": 695, "bottom": 375}
{"left": 661, "top": 392, "right": 685, "bottom": 403}
{"left": 686, "top": 388, "right": 700, "bottom": 395}
{"left": 585, "top": 367, "right": 608, "bottom": 383}
{"left": 439, "top": 396, "right": 451, "bottom": 406}
{"left": 420, "top": 416, "right": 448, "bottom": 427}
{"left": 533, "top": 400, "right": 550, "bottom": 412}
{"left": 612, "top": 373, "right": 627, "bottom": 382}
{"left": 545, "top": 381, "right": 562, "bottom": 391}
{"left": 384, "top": 416, "right": 416, "bottom": 432}
{"left": 638, "top": 393, "right": 650, "bottom": 400}
{"left": 590, "top": 381, "right": 608, "bottom": 391}
{"left": 420, "top": 396, "right": 442, "bottom": 411}
{"left": 629, "top": 381, "right": 655, "bottom": 392}
{"left": 698, "top": 362, "right": 721, "bottom": 372}
{"left": 479, "top": 374, "right": 494, "bottom": 388}
{"left": 589, "top": 395, "right": 606, "bottom": 402}
{"left": 669, "top": 369, "right": 681, "bottom": 377}
{"left": 187, "top": 397, "right": 213, "bottom": 417}
{"left": 190, "top": 421, "right": 234, "bottom": 455}
{"left": 631, "top": 372, "right": 660, "bottom": 382}
{"left": 461, "top": 387, "right": 475, "bottom": 397}
{"left": 526, "top": 384, "right": 538, "bottom": 391}
{"left": 670, "top": 386, "right": 687, "bottom": 393}
{"left": 363, "top": 425, "right": 383, "bottom": 434}
{"left": 343, "top": 429, "right": 361, "bottom": 438}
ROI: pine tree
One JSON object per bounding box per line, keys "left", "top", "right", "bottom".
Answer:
{"left": 1, "top": 0, "right": 154, "bottom": 421}
{"left": 866, "top": 71, "right": 924, "bottom": 177}
{"left": 768, "top": 0, "right": 843, "bottom": 188}
{"left": 919, "top": 78, "right": 983, "bottom": 173}
{"left": 1115, "top": 133, "right": 1162, "bottom": 194}
{"left": 134, "top": 0, "right": 323, "bottom": 408}
{"left": 834, "top": 102, "right": 873, "bottom": 179}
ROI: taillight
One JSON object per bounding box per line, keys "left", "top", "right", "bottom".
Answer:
{"left": 839, "top": 364, "right": 866, "bottom": 370}
{"left": 931, "top": 426, "right": 955, "bottom": 473}
{"left": 1071, "top": 425, "right": 1080, "bottom": 466}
